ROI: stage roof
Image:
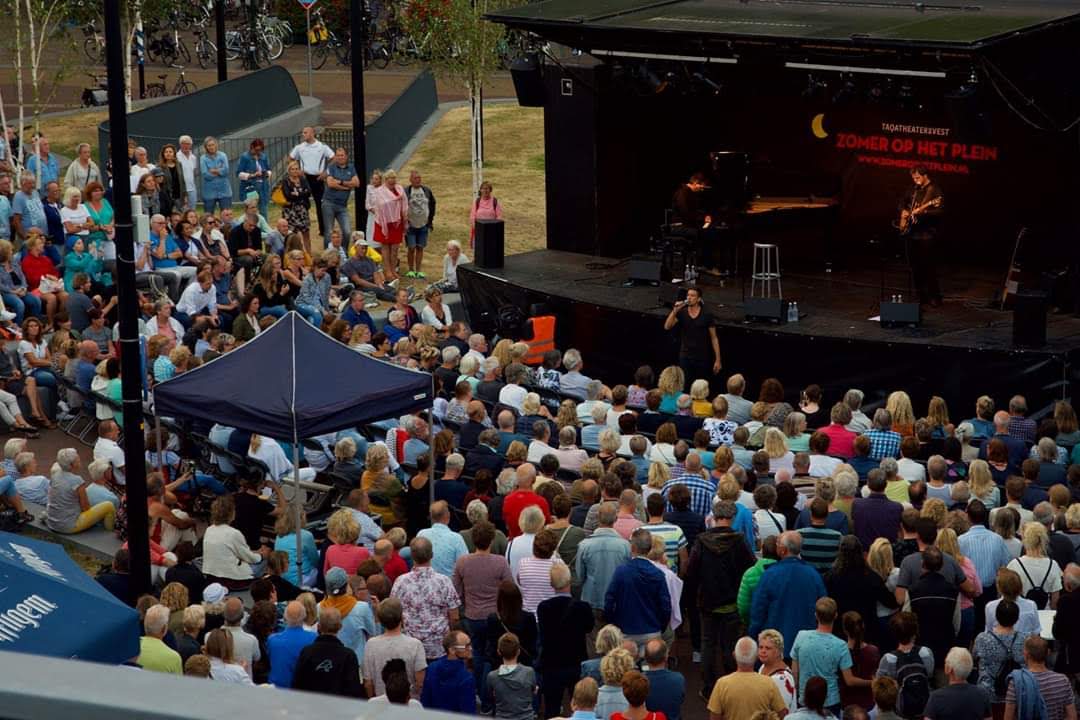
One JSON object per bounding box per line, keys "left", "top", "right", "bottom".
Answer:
{"left": 489, "top": 0, "right": 1080, "bottom": 49}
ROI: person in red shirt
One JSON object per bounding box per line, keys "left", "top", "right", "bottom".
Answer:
{"left": 818, "top": 402, "right": 858, "bottom": 459}
{"left": 374, "top": 536, "right": 408, "bottom": 584}
{"left": 501, "top": 464, "right": 550, "bottom": 538}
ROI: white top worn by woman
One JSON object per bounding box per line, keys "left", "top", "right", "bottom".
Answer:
{"left": 60, "top": 205, "right": 91, "bottom": 236}
{"left": 420, "top": 302, "right": 452, "bottom": 331}
{"left": 201, "top": 523, "right": 261, "bottom": 580}
{"left": 760, "top": 666, "right": 797, "bottom": 713}
{"left": 17, "top": 340, "right": 47, "bottom": 374}
{"left": 209, "top": 657, "right": 254, "bottom": 684}
{"left": 1007, "top": 555, "right": 1063, "bottom": 598}
{"left": 443, "top": 252, "right": 470, "bottom": 287}
{"left": 754, "top": 508, "right": 786, "bottom": 545}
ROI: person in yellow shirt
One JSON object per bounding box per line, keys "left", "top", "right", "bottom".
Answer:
{"left": 138, "top": 604, "right": 182, "bottom": 674}
{"left": 707, "top": 636, "right": 787, "bottom": 720}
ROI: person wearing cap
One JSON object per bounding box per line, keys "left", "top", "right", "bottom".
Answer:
{"left": 236, "top": 139, "right": 272, "bottom": 219}
{"left": 291, "top": 606, "right": 365, "bottom": 697}
{"left": 420, "top": 629, "right": 476, "bottom": 713}
{"left": 267, "top": 600, "right": 317, "bottom": 688}
{"left": 319, "top": 567, "right": 377, "bottom": 671}
{"left": 341, "top": 231, "right": 397, "bottom": 303}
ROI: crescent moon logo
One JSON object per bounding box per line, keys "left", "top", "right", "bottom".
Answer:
{"left": 811, "top": 113, "right": 828, "bottom": 139}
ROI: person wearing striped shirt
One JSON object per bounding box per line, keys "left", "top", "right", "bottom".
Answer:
{"left": 640, "top": 493, "right": 687, "bottom": 572}
{"left": 514, "top": 528, "right": 564, "bottom": 614}
{"left": 798, "top": 498, "right": 843, "bottom": 573}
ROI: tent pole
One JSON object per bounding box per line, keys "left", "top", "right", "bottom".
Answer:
{"left": 293, "top": 431, "right": 303, "bottom": 587}
{"left": 154, "top": 415, "right": 163, "bottom": 476}
{"left": 428, "top": 405, "right": 435, "bottom": 505}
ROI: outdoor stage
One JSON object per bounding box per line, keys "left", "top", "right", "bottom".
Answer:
{"left": 458, "top": 250, "right": 1080, "bottom": 413}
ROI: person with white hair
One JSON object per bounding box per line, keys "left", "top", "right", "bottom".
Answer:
{"left": 176, "top": 135, "right": 199, "bottom": 211}
{"left": 46, "top": 447, "right": 114, "bottom": 533}
{"left": 434, "top": 239, "right": 469, "bottom": 293}
{"left": 13, "top": 451, "right": 48, "bottom": 505}
{"left": 924, "top": 647, "right": 989, "bottom": 717}
{"left": 138, "top": 604, "right": 182, "bottom": 674}
{"left": 706, "top": 636, "right": 787, "bottom": 719}
{"left": 86, "top": 457, "right": 120, "bottom": 510}
{"left": 466, "top": 332, "right": 488, "bottom": 364}
{"left": 560, "top": 348, "right": 593, "bottom": 401}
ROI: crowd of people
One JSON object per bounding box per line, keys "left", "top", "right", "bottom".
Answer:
{"left": 5, "top": 128, "right": 1080, "bottom": 720}
{"left": 26, "top": 321, "right": 1079, "bottom": 720}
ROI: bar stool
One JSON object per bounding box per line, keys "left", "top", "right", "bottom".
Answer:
{"left": 751, "top": 243, "right": 782, "bottom": 298}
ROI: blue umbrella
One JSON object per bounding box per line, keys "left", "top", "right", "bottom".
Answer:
{"left": 0, "top": 532, "right": 139, "bottom": 664}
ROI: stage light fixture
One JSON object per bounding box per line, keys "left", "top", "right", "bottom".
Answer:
{"left": 802, "top": 73, "right": 828, "bottom": 98}
{"left": 693, "top": 71, "right": 723, "bottom": 96}
{"left": 832, "top": 75, "right": 857, "bottom": 104}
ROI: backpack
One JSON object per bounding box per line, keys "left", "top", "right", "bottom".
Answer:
{"left": 1015, "top": 558, "right": 1053, "bottom": 610}
{"left": 990, "top": 632, "right": 1022, "bottom": 698}
{"left": 894, "top": 647, "right": 930, "bottom": 719}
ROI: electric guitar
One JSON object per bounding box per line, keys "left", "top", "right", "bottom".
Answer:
{"left": 896, "top": 195, "right": 942, "bottom": 235}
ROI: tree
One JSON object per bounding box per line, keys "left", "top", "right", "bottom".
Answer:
{"left": 401, "top": 0, "right": 521, "bottom": 198}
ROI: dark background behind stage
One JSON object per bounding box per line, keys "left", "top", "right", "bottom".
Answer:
{"left": 546, "top": 59, "right": 1080, "bottom": 272}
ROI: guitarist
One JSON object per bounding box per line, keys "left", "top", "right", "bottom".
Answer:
{"left": 899, "top": 166, "right": 945, "bottom": 308}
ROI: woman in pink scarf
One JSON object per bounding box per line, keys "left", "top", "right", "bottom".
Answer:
{"left": 372, "top": 169, "right": 408, "bottom": 282}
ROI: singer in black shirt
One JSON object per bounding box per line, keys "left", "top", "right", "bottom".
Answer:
{"left": 899, "top": 166, "right": 945, "bottom": 307}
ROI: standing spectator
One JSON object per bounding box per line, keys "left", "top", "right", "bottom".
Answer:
{"left": 923, "top": 647, "right": 991, "bottom": 720}
{"left": 984, "top": 568, "right": 1042, "bottom": 638}
{"left": 749, "top": 532, "right": 827, "bottom": 659}
{"left": 974, "top": 599, "right": 1025, "bottom": 710}
{"left": 1006, "top": 522, "right": 1062, "bottom": 610}
{"left": 236, "top": 139, "right": 271, "bottom": 218}
{"left": 798, "top": 498, "right": 844, "bottom": 573}
{"left": 469, "top": 180, "right": 502, "bottom": 247}
{"left": 289, "top": 126, "right": 334, "bottom": 239}
{"left": 596, "top": 648, "right": 635, "bottom": 720}
{"left": 371, "top": 169, "right": 408, "bottom": 283}
{"left": 576, "top": 503, "right": 631, "bottom": 630}
{"left": 1003, "top": 636, "right": 1076, "bottom": 720}
{"left": 156, "top": 144, "right": 187, "bottom": 213}
{"left": 404, "top": 169, "right": 435, "bottom": 278}
{"left": 604, "top": 528, "right": 671, "bottom": 649}
{"left": 825, "top": 537, "right": 898, "bottom": 648}
{"left": 322, "top": 147, "right": 359, "bottom": 239}
{"left": 12, "top": 173, "right": 47, "bottom": 241}
{"left": 487, "top": 631, "right": 536, "bottom": 720}
{"left": 959, "top": 499, "right": 1011, "bottom": 626}
{"left": 687, "top": 498, "right": 755, "bottom": 688}
{"left": 907, "top": 547, "right": 959, "bottom": 676}
{"left": 25, "top": 137, "right": 59, "bottom": 194}
{"left": 319, "top": 568, "right": 377, "bottom": 667}
{"left": 176, "top": 135, "right": 199, "bottom": 211}
{"left": 537, "top": 563, "right": 594, "bottom": 718}
{"left": 64, "top": 142, "right": 102, "bottom": 193}
{"left": 418, "top": 500, "right": 470, "bottom": 576}
{"left": 291, "top": 606, "right": 364, "bottom": 698}
{"left": 642, "top": 639, "right": 685, "bottom": 720}
{"left": 279, "top": 161, "right": 313, "bottom": 252}
{"left": 707, "top": 636, "right": 787, "bottom": 720}
{"left": 503, "top": 466, "right": 550, "bottom": 538}
{"left": 266, "top": 601, "right": 316, "bottom": 687}
{"left": 757, "top": 629, "right": 798, "bottom": 714}
{"left": 198, "top": 137, "right": 230, "bottom": 215}
{"left": 421, "top": 629, "right": 476, "bottom": 713}
{"left": 978, "top": 411, "right": 1027, "bottom": 475}
{"left": 1053, "top": 564, "right": 1080, "bottom": 676}
{"left": 391, "top": 536, "right": 461, "bottom": 661}
{"left": 567, "top": 678, "right": 601, "bottom": 720}
{"left": 222, "top": 597, "right": 260, "bottom": 678}
{"left": 138, "top": 604, "right": 182, "bottom": 674}
{"left": 894, "top": 517, "right": 975, "bottom": 606}
{"left": 791, "top": 598, "right": 867, "bottom": 714}
{"left": 737, "top": 536, "right": 780, "bottom": 626}
{"left": 454, "top": 519, "right": 513, "bottom": 696}
{"left": 515, "top": 528, "right": 563, "bottom": 614}
{"left": 362, "top": 597, "right": 427, "bottom": 698}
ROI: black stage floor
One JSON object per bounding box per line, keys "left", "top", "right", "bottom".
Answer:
{"left": 458, "top": 250, "right": 1080, "bottom": 411}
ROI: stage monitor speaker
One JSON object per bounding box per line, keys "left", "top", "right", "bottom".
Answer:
{"left": 474, "top": 219, "right": 505, "bottom": 269}
{"left": 659, "top": 283, "right": 687, "bottom": 308}
{"left": 1012, "top": 290, "right": 1047, "bottom": 347}
{"left": 745, "top": 297, "right": 788, "bottom": 323}
{"left": 628, "top": 255, "right": 664, "bottom": 285}
{"left": 510, "top": 55, "right": 546, "bottom": 107}
{"left": 880, "top": 301, "right": 920, "bottom": 328}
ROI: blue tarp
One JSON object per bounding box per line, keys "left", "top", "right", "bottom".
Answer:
{"left": 153, "top": 312, "right": 434, "bottom": 441}
{"left": 0, "top": 532, "right": 139, "bottom": 664}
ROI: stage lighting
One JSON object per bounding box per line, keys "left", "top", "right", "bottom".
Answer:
{"left": 832, "top": 75, "right": 857, "bottom": 104}
{"left": 802, "top": 74, "right": 828, "bottom": 98}
{"left": 693, "top": 71, "right": 723, "bottom": 96}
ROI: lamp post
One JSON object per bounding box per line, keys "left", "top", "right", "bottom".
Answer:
{"left": 104, "top": 0, "right": 151, "bottom": 597}
{"left": 350, "top": 0, "right": 368, "bottom": 232}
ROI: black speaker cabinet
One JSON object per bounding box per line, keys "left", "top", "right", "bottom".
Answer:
{"left": 474, "top": 219, "right": 505, "bottom": 269}
{"left": 745, "top": 297, "right": 788, "bottom": 323}
{"left": 510, "top": 55, "right": 546, "bottom": 107}
{"left": 1013, "top": 290, "right": 1047, "bottom": 347}
{"left": 628, "top": 254, "right": 665, "bottom": 285}
{"left": 880, "top": 301, "right": 921, "bottom": 328}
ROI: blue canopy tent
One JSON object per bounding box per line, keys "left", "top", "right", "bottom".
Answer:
{"left": 153, "top": 312, "right": 434, "bottom": 575}
{"left": 0, "top": 531, "right": 139, "bottom": 664}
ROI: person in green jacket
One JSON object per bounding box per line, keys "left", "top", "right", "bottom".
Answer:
{"left": 737, "top": 535, "right": 779, "bottom": 624}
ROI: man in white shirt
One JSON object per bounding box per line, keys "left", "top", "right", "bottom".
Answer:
{"left": 289, "top": 126, "right": 334, "bottom": 238}
{"left": 177, "top": 135, "right": 199, "bottom": 211}
{"left": 465, "top": 333, "right": 487, "bottom": 364}
{"left": 93, "top": 419, "right": 126, "bottom": 485}
{"left": 174, "top": 269, "right": 219, "bottom": 329}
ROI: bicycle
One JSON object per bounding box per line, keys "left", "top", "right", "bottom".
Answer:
{"left": 145, "top": 71, "right": 197, "bottom": 97}
{"left": 146, "top": 15, "right": 191, "bottom": 68}
{"left": 81, "top": 20, "right": 105, "bottom": 63}
{"left": 193, "top": 27, "right": 217, "bottom": 69}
